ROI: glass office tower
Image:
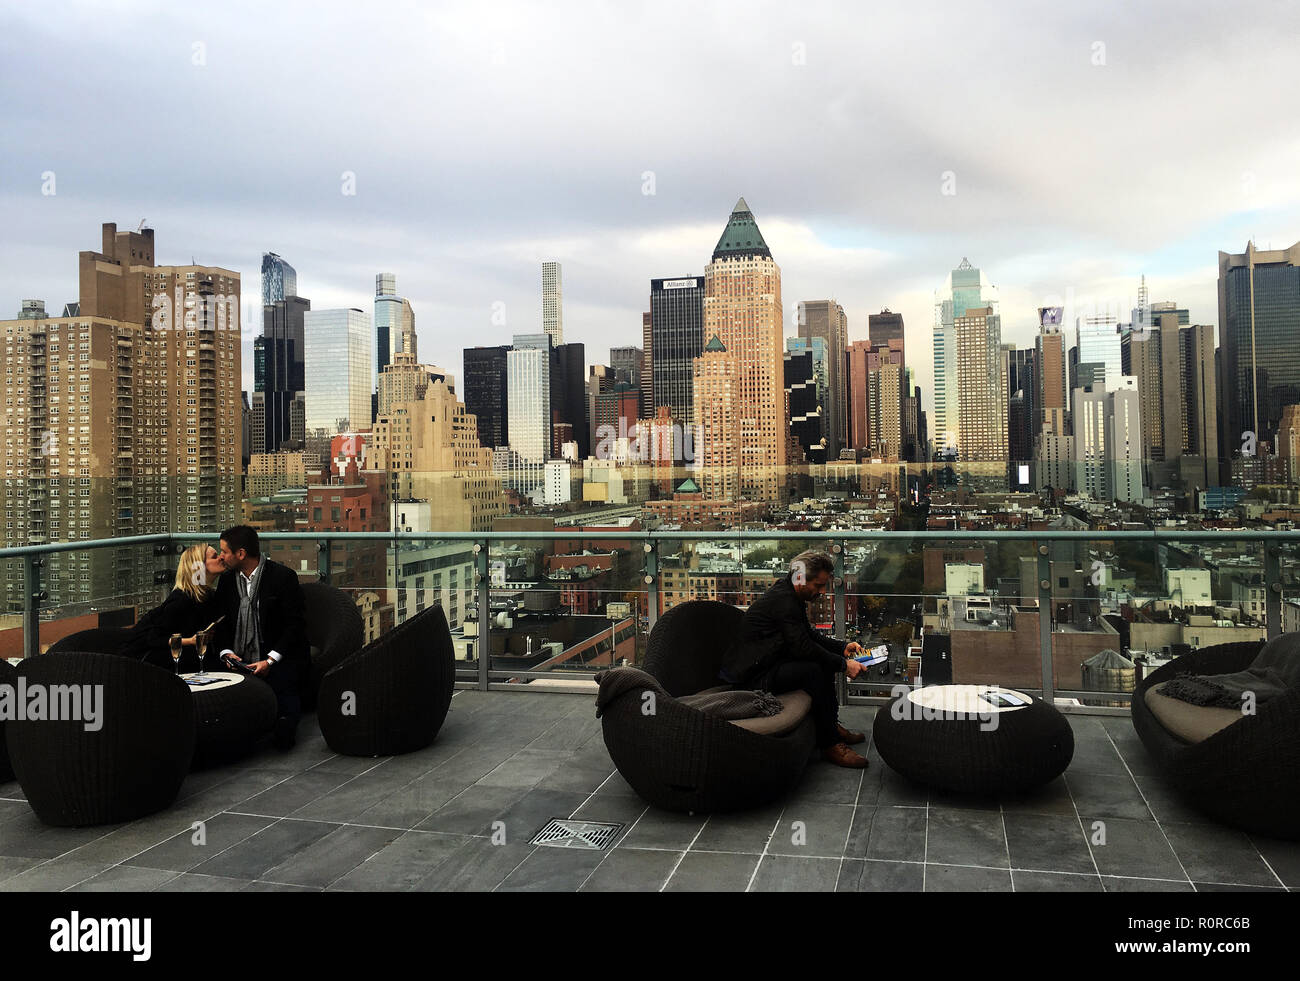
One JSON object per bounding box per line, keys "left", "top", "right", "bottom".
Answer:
{"left": 650, "top": 275, "right": 705, "bottom": 423}
{"left": 1219, "top": 241, "right": 1300, "bottom": 450}
{"left": 304, "top": 308, "right": 373, "bottom": 434}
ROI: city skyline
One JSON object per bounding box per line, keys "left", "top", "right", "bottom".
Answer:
{"left": 4, "top": 2, "right": 1298, "bottom": 418}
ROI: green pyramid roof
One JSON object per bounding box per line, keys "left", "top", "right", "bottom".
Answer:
{"left": 703, "top": 333, "right": 726, "bottom": 352}
{"left": 675, "top": 477, "right": 701, "bottom": 494}
{"left": 711, "top": 197, "right": 772, "bottom": 261}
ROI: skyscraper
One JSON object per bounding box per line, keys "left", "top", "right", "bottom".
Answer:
{"left": 610, "top": 346, "right": 642, "bottom": 389}
{"left": 1218, "top": 241, "right": 1300, "bottom": 454}
{"left": 1076, "top": 315, "right": 1122, "bottom": 388}
{"left": 4, "top": 223, "right": 241, "bottom": 613}
{"left": 257, "top": 295, "right": 310, "bottom": 452}
{"left": 463, "top": 344, "right": 510, "bottom": 449}
{"left": 1123, "top": 310, "right": 1219, "bottom": 492}
{"left": 508, "top": 333, "right": 551, "bottom": 462}
{"left": 1003, "top": 345, "right": 1036, "bottom": 484}
{"left": 550, "top": 341, "right": 588, "bottom": 459}
{"left": 845, "top": 339, "right": 872, "bottom": 454}
{"left": 953, "top": 305, "right": 1007, "bottom": 464}
{"left": 786, "top": 337, "right": 828, "bottom": 464}
{"left": 784, "top": 346, "right": 825, "bottom": 465}
{"left": 261, "top": 252, "right": 297, "bottom": 305}
{"left": 374, "top": 273, "right": 417, "bottom": 386}
{"left": 868, "top": 351, "right": 904, "bottom": 462}
{"left": 1035, "top": 309, "right": 1068, "bottom": 436}
{"left": 933, "top": 259, "right": 996, "bottom": 456}
{"left": 640, "top": 312, "right": 653, "bottom": 419}
{"left": 1071, "top": 377, "right": 1145, "bottom": 502}
{"left": 798, "top": 300, "right": 848, "bottom": 458}
{"left": 650, "top": 275, "right": 704, "bottom": 422}
{"left": 868, "top": 309, "right": 905, "bottom": 363}
{"left": 542, "top": 261, "right": 563, "bottom": 346}
{"left": 304, "top": 308, "right": 373, "bottom": 435}
{"left": 697, "top": 198, "right": 786, "bottom": 502}
{"left": 371, "top": 371, "right": 505, "bottom": 532}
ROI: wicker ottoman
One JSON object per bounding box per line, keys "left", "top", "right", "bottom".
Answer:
{"left": 183, "top": 671, "right": 278, "bottom": 768}
{"left": 873, "top": 685, "right": 1074, "bottom": 795}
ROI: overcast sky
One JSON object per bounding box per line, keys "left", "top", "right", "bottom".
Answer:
{"left": 2, "top": 0, "right": 1298, "bottom": 418}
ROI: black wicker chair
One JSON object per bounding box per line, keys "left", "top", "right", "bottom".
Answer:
{"left": 302, "top": 581, "right": 366, "bottom": 711}
{"left": 46, "top": 627, "right": 131, "bottom": 657}
{"left": 7, "top": 651, "right": 196, "bottom": 826}
{"left": 0, "top": 658, "right": 15, "bottom": 784}
{"left": 599, "top": 600, "right": 816, "bottom": 813}
{"left": 1131, "top": 639, "right": 1300, "bottom": 839}
{"left": 317, "top": 603, "right": 455, "bottom": 756}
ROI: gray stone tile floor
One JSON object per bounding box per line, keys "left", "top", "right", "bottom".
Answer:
{"left": 1, "top": 694, "right": 1296, "bottom": 892}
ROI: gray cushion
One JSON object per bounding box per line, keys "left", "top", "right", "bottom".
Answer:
{"left": 729, "top": 690, "right": 812, "bottom": 737}
{"left": 1145, "top": 682, "right": 1247, "bottom": 744}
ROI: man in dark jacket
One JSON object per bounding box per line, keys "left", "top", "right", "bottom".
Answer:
{"left": 720, "top": 550, "right": 869, "bottom": 768}
{"left": 212, "top": 525, "right": 309, "bottom": 749}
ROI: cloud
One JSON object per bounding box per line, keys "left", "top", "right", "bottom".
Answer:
{"left": 2, "top": 0, "right": 1298, "bottom": 422}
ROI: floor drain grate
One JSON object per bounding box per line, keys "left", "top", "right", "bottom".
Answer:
{"left": 531, "top": 819, "right": 622, "bottom": 850}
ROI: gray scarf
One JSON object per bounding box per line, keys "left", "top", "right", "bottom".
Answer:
{"left": 233, "top": 559, "right": 265, "bottom": 662}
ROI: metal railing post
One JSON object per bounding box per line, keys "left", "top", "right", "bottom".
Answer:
{"left": 1037, "top": 542, "right": 1054, "bottom": 703}
{"left": 476, "top": 540, "right": 490, "bottom": 691}
{"left": 317, "top": 539, "right": 331, "bottom": 584}
{"left": 833, "top": 542, "right": 847, "bottom": 705}
{"left": 23, "top": 554, "right": 43, "bottom": 659}
{"left": 1265, "top": 542, "right": 1281, "bottom": 642}
{"left": 644, "top": 540, "right": 659, "bottom": 634}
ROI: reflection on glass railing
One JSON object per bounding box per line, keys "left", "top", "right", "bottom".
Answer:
{"left": 5, "top": 531, "right": 1299, "bottom": 711}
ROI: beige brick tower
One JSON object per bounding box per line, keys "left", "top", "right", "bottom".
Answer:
{"left": 697, "top": 198, "right": 787, "bottom": 503}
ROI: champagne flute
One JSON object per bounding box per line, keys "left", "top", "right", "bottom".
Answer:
{"left": 169, "top": 633, "right": 183, "bottom": 675}
{"left": 194, "top": 629, "right": 208, "bottom": 679}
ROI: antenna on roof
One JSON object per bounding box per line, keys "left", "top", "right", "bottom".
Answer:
{"left": 1137, "top": 274, "right": 1148, "bottom": 314}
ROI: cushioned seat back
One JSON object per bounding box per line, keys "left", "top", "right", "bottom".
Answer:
{"left": 643, "top": 600, "right": 746, "bottom": 697}
{"left": 45, "top": 627, "right": 132, "bottom": 657}
{"left": 302, "top": 582, "right": 365, "bottom": 705}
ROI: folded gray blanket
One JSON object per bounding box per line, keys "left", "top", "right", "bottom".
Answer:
{"left": 594, "top": 666, "right": 783, "bottom": 720}
{"left": 1160, "top": 633, "right": 1300, "bottom": 709}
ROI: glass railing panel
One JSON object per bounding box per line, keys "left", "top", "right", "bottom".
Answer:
{"left": 484, "top": 529, "right": 646, "bottom": 687}
{"left": 1277, "top": 538, "right": 1300, "bottom": 638}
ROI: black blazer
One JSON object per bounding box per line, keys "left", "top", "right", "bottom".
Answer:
{"left": 211, "top": 558, "right": 309, "bottom": 669}
{"left": 720, "top": 574, "right": 847, "bottom": 686}
{"left": 123, "top": 588, "right": 217, "bottom": 671}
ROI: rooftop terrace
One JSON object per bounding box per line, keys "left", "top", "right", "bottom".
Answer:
{"left": 2, "top": 691, "right": 1296, "bottom": 893}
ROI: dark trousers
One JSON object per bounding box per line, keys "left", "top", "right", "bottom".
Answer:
{"left": 756, "top": 660, "right": 841, "bottom": 748}
{"left": 264, "top": 659, "right": 304, "bottom": 729}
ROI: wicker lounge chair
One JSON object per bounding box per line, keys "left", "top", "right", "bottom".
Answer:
{"left": 317, "top": 603, "right": 455, "bottom": 756}
{"left": 7, "top": 651, "right": 195, "bottom": 826}
{"left": 0, "top": 658, "right": 15, "bottom": 784}
{"left": 1131, "top": 640, "right": 1300, "bottom": 839}
{"left": 599, "top": 600, "right": 816, "bottom": 813}
{"left": 302, "top": 581, "right": 365, "bottom": 710}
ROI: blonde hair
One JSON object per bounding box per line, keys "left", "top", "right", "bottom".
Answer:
{"left": 175, "top": 544, "right": 217, "bottom": 602}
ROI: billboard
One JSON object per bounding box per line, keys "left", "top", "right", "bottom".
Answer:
{"left": 1038, "top": 306, "right": 1064, "bottom": 327}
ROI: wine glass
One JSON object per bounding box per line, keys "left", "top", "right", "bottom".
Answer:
{"left": 194, "top": 629, "right": 208, "bottom": 679}
{"left": 169, "top": 633, "right": 183, "bottom": 675}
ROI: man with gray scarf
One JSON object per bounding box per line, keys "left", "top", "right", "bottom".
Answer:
{"left": 212, "top": 525, "right": 309, "bottom": 749}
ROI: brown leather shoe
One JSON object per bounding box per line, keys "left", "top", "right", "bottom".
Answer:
{"left": 821, "top": 742, "right": 869, "bottom": 768}
{"left": 836, "top": 723, "right": 866, "bottom": 745}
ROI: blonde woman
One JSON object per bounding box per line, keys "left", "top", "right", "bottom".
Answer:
{"left": 124, "top": 544, "right": 226, "bottom": 670}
